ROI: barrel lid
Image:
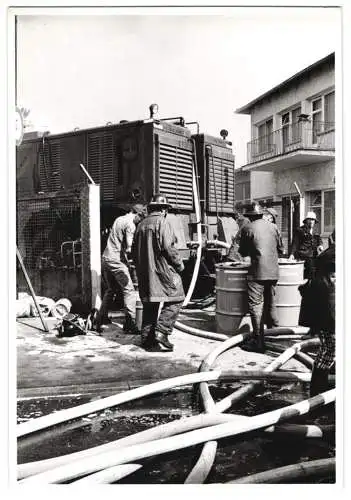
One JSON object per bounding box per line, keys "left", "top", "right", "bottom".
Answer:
{"left": 216, "top": 262, "right": 250, "bottom": 269}
{"left": 278, "top": 258, "right": 304, "bottom": 265}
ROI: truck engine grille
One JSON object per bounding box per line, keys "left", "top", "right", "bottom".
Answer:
{"left": 158, "top": 142, "right": 193, "bottom": 210}
{"left": 207, "top": 153, "right": 235, "bottom": 213}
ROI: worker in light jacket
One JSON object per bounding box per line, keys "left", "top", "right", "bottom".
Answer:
{"left": 239, "top": 202, "right": 284, "bottom": 353}
{"left": 133, "top": 194, "right": 185, "bottom": 352}
{"left": 95, "top": 204, "right": 146, "bottom": 334}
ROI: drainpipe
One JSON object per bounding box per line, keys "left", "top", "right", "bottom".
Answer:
{"left": 293, "top": 181, "right": 305, "bottom": 226}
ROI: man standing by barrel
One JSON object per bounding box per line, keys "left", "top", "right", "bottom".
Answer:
{"left": 94, "top": 204, "right": 146, "bottom": 334}
{"left": 239, "top": 202, "right": 284, "bottom": 353}
{"left": 133, "top": 194, "right": 185, "bottom": 352}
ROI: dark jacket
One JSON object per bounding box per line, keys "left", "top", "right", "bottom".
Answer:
{"left": 291, "top": 225, "right": 322, "bottom": 260}
{"left": 238, "top": 218, "right": 284, "bottom": 280}
{"left": 133, "top": 212, "right": 185, "bottom": 303}
{"left": 298, "top": 243, "right": 335, "bottom": 331}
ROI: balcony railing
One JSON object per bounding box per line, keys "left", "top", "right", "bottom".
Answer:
{"left": 247, "top": 121, "right": 335, "bottom": 164}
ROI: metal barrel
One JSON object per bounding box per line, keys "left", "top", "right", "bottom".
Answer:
{"left": 276, "top": 259, "right": 305, "bottom": 327}
{"left": 215, "top": 263, "right": 249, "bottom": 335}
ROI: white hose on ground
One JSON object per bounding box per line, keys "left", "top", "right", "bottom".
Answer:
{"left": 215, "top": 338, "right": 319, "bottom": 413}
{"left": 19, "top": 389, "right": 335, "bottom": 484}
{"left": 185, "top": 333, "right": 312, "bottom": 483}
{"left": 182, "top": 163, "right": 202, "bottom": 308}
{"left": 17, "top": 370, "right": 224, "bottom": 438}
{"left": 71, "top": 464, "right": 142, "bottom": 484}
{"left": 227, "top": 457, "right": 335, "bottom": 484}
{"left": 174, "top": 321, "right": 230, "bottom": 341}
{"left": 18, "top": 413, "right": 246, "bottom": 480}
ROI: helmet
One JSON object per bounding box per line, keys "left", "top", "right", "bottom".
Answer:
{"left": 303, "top": 211, "right": 318, "bottom": 223}
{"left": 148, "top": 194, "right": 172, "bottom": 209}
{"left": 266, "top": 207, "right": 278, "bottom": 219}
{"left": 244, "top": 202, "right": 263, "bottom": 217}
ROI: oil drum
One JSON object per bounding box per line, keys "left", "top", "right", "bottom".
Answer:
{"left": 276, "top": 259, "right": 305, "bottom": 327}
{"left": 216, "top": 263, "right": 249, "bottom": 335}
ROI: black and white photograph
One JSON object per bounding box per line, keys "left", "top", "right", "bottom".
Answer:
{"left": 5, "top": 0, "right": 349, "bottom": 490}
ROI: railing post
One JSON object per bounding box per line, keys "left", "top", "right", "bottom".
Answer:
{"left": 80, "top": 184, "right": 101, "bottom": 310}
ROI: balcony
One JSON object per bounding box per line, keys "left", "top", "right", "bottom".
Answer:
{"left": 243, "top": 121, "right": 335, "bottom": 172}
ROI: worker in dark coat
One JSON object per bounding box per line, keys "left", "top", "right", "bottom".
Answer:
{"left": 227, "top": 211, "right": 250, "bottom": 262}
{"left": 239, "top": 202, "right": 284, "bottom": 353}
{"left": 289, "top": 211, "right": 323, "bottom": 279}
{"left": 133, "top": 194, "right": 185, "bottom": 352}
{"left": 298, "top": 230, "right": 335, "bottom": 396}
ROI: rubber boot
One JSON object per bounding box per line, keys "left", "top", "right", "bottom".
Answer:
{"left": 123, "top": 315, "right": 140, "bottom": 335}
{"left": 155, "top": 331, "right": 174, "bottom": 351}
{"left": 310, "top": 367, "right": 330, "bottom": 397}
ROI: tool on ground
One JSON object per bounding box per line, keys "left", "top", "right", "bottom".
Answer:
{"left": 16, "top": 246, "right": 49, "bottom": 332}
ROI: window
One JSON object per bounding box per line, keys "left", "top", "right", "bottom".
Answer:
{"left": 311, "top": 91, "right": 335, "bottom": 142}
{"left": 307, "top": 189, "right": 335, "bottom": 234}
{"left": 324, "top": 92, "right": 335, "bottom": 131}
{"left": 324, "top": 190, "right": 335, "bottom": 233}
{"left": 235, "top": 181, "right": 250, "bottom": 202}
{"left": 257, "top": 119, "right": 273, "bottom": 154}
{"left": 281, "top": 107, "right": 302, "bottom": 147}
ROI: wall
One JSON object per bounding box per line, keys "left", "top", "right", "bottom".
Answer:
{"left": 251, "top": 171, "right": 275, "bottom": 199}
{"left": 249, "top": 60, "right": 334, "bottom": 136}
{"left": 274, "top": 160, "right": 335, "bottom": 196}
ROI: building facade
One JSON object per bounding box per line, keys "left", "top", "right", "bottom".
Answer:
{"left": 235, "top": 53, "right": 335, "bottom": 252}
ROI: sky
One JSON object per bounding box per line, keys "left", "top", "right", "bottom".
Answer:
{"left": 16, "top": 6, "right": 340, "bottom": 168}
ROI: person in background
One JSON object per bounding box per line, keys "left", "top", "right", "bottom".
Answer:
{"left": 239, "top": 202, "right": 284, "bottom": 353}
{"left": 133, "top": 194, "right": 185, "bottom": 352}
{"left": 227, "top": 210, "right": 250, "bottom": 262}
{"left": 298, "top": 229, "right": 335, "bottom": 396}
{"left": 94, "top": 204, "right": 146, "bottom": 334}
{"left": 289, "top": 211, "right": 323, "bottom": 279}
{"left": 263, "top": 207, "right": 278, "bottom": 225}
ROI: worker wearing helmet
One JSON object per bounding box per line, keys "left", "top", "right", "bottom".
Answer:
{"left": 133, "top": 194, "right": 185, "bottom": 351}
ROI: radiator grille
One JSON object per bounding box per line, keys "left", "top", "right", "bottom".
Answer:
{"left": 159, "top": 142, "right": 193, "bottom": 210}
{"left": 207, "top": 154, "right": 235, "bottom": 213}
{"left": 87, "top": 132, "right": 115, "bottom": 200}
{"left": 38, "top": 139, "right": 61, "bottom": 192}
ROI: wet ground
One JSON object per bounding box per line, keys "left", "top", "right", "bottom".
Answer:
{"left": 16, "top": 307, "right": 335, "bottom": 483}
{"left": 17, "top": 384, "right": 335, "bottom": 484}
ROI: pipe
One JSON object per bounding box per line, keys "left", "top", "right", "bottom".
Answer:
{"left": 265, "top": 342, "right": 314, "bottom": 369}
{"left": 174, "top": 321, "right": 230, "bottom": 341}
{"left": 214, "top": 338, "right": 319, "bottom": 413}
{"left": 72, "top": 464, "right": 142, "bottom": 484}
{"left": 186, "top": 334, "right": 313, "bottom": 483}
{"left": 182, "top": 144, "right": 202, "bottom": 307}
{"left": 18, "top": 413, "right": 243, "bottom": 480}
{"left": 19, "top": 389, "right": 335, "bottom": 484}
{"left": 185, "top": 332, "right": 252, "bottom": 484}
{"left": 18, "top": 413, "right": 333, "bottom": 481}
{"left": 17, "top": 369, "right": 245, "bottom": 438}
{"left": 206, "top": 239, "right": 231, "bottom": 249}
{"left": 227, "top": 457, "right": 335, "bottom": 484}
